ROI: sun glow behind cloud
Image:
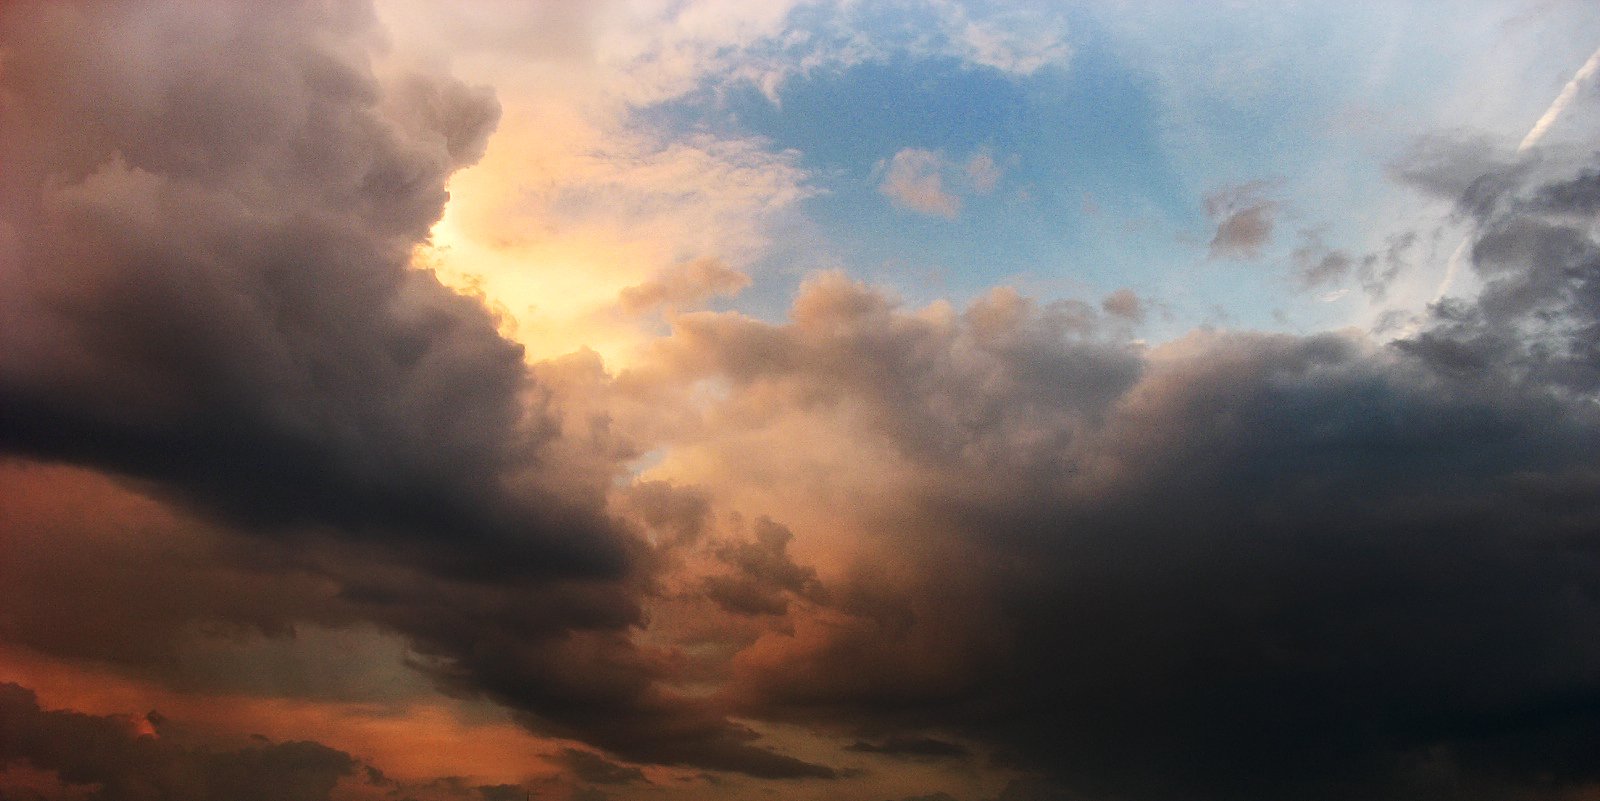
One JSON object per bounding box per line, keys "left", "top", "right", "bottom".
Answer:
{"left": 6, "top": 2, "right": 1600, "bottom": 801}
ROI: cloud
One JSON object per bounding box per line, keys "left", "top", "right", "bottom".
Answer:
{"left": 624, "top": 238, "right": 1600, "bottom": 800}
{"left": 0, "top": 0, "right": 834, "bottom": 782}
{"left": 0, "top": 0, "right": 616, "bottom": 580}
{"left": 845, "top": 736, "right": 968, "bottom": 760}
{"left": 1100, "top": 288, "right": 1145, "bottom": 323}
{"left": 1394, "top": 137, "right": 1600, "bottom": 393}
{"left": 879, "top": 149, "right": 961, "bottom": 219}
{"left": 8, "top": 5, "right": 1600, "bottom": 800}
{"left": 1205, "top": 180, "right": 1279, "bottom": 259}
{"left": 703, "top": 517, "right": 829, "bottom": 617}
{"left": 878, "top": 148, "right": 1010, "bottom": 219}
{"left": 0, "top": 462, "right": 357, "bottom": 675}
{"left": 965, "top": 150, "right": 1004, "bottom": 195}
{"left": 922, "top": 0, "right": 1072, "bottom": 76}
{"left": 618, "top": 258, "right": 751, "bottom": 316}
{"left": 1291, "top": 231, "right": 1355, "bottom": 290}
{"left": 556, "top": 748, "right": 647, "bottom": 786}
{"left": 1356, "top": 231, "right": 1416, "bottom": 301}
{"left": 0, "top": 682, "right": 359, "bottom": 801}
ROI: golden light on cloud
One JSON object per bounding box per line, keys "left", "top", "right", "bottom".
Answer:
{"left": 418, "top": 93, "right": 809, "bottom": 369}
{"left": 9, "top": 2, "right": 1600, "bottom": 801}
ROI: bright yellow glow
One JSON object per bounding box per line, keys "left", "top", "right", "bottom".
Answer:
{"left": 416, "top": 88, "right": 804, "bottom": 371}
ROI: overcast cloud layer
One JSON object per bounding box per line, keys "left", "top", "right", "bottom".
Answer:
{"left": 4, "top": 2, "right": 1600, "bottom": 801}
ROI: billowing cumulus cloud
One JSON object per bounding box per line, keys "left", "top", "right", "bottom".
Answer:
{"left": 0, "top": 0, "right": 602, "bottom": 577}
{"left": 6, "top": 3, "right": 1600, "bottom": 801}
{"left": 0, "top": 0, "right": 828, "bottom": 783}
{"left": 614, "top": 153, "right": 1600, "bottom": 797}
{"left": 1395, "top": 138, "right": 1600, "bottom": 394}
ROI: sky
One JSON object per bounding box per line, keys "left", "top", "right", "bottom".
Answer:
{"left": 3, "top": 2, "right": 1600, "bottom": 800}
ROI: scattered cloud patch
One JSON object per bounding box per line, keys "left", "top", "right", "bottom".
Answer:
{"left": 880, "top": 148, "right": 962, "bottom": 218}
{"left": 941, "top": 2, "right": 1073, "bottom": 75}
{"left": 1291, "top": 231, "right": 1355, "bottom": 289}
{"left": 879, "top": 147, "right": 1010, "bottom": 218}
{"left": 966, "top": 149, "right": 1004, "bottom": 195}
{"left": 1205, "top": 180, "right": 1280, "bottom": 259}
{"left": 1101, "top": 288, "right": 1145, "bottom": 323}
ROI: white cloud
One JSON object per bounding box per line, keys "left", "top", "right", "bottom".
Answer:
{"left": 944, "top": 3, "right": 1072, "bottom": 75}
{"left": 879, "top": 148, "right": 961, "bottom": 219}
{"left": 965, "top": 149, "right": 1003, "bottom": 195}
{"left": 879, "top": 146, "right": 1010, "bottom": 219}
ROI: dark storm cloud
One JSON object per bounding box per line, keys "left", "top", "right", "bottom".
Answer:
{"left": 0, "top": 683, "right": 358, "bottom": 801}
{"left": 1396, "top": 139, "right": 1600, "bottom": 394}
{"left": 1532, "top": 168, "right": 1600, "bottom": 216}
{"left": 887, "top": 778, "right": 1078, "bottom": 801}
{"left": 921, "top": 334, "right": 1600, "bottom": 801}
{"left": 0, "top": 0, "right": 622, "bottom": 579}
{"left": 12, "top": 2, "right": 1600, "bottom": 795}
{"left": 644, "top": 196, "right": 1600, "bottom": 800}
{"left": 0, "top": 463, "right": 356, "bottom": 674}
{"left": 0, "top": 0, "right": 830, "bottom": 781}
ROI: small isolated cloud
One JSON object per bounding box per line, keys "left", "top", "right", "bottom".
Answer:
{"left": 966, "top": 149, "right": 1004, "bottom": 195}
{"left": 1291, "top": 231, "right": 1354, "bottom": 289}
{"left": 880, "top": 147, "right": 1009, "bottom": 218}
{"left": 880, "top": 148, "right": 961, "bottom": 218}
{"left": 1101, "top": 288, "right": 1145, "bottom": 323}
{"left": 1204, "top": 180, "right": 1279, "bottom": 259}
